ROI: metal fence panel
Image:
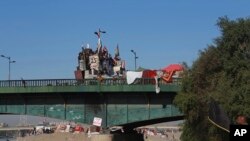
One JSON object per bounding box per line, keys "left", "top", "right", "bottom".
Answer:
{"left": 107, "top": 94, "right": 127, "bottom": 126}
{"left": 127, "top": 94, "right": 149, "bottom": 122}
{"left": 85, "top": 95, "right": 105, "bottom": 126}
{"left": 66, "top": 97, "right": 85, "bottom": 123}
{"left": 6, "top": 98, "right": 25, "bottom": 114}
{"left": 26, "top": 98, "right": 45, "bottom": 116}
{"left": 149, "top": 94, "right": 173, "bottom": 119}
{"left": 0, "top": 98, "right": 6, "bottom": 113}
{"left": 45, "top": 97, "right": 65, "bottom": 120}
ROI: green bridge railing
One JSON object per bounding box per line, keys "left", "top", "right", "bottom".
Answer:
{"left": 0, "top": 78, "right": 181, "bottom": 87}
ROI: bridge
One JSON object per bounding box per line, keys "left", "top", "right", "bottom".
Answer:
{"left": 0, "top": 78, "right": 183, "bottom": 128}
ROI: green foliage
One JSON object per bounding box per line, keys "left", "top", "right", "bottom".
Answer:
{"left": 174, "top": 16, "right": 250, "bottom": 141}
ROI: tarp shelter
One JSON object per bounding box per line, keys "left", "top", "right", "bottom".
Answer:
{"left": 162, "top": 64, "right": 184, "bottom": 72}
{"left": 142, "top": 70, "right": 157, "bottom": 78}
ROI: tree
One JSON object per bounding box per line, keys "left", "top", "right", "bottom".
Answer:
{"left": 174, "top": 16, "right": 250, "bottom": 141}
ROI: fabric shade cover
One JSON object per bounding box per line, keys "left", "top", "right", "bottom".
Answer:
{"left": 162, "top": 64, "right": 184, "bottom": 73}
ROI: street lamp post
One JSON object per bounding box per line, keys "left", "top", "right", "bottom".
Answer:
{"left": 1, "top": 55, "right": 16, "bottom": 81}
{"left": 130, "top": 50, "right": 138, "bottom": 71}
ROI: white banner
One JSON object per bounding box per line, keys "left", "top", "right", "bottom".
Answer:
{"left": 79, "top": 60, "right": 86, "bottom": 70}
{"left": 93, "top": 117, "right": 102, "bottom": 127}
{"left": 89, "top": 55, "right": 99, "bottom": 71}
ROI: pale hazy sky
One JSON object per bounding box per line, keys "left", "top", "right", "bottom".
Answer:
{"left": 1, "top": 0, "right": 250, "bottom": 80}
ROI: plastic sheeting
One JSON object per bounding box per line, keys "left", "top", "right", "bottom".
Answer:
{"left": 162, "top": 64, "right": 184, "bottom": 73}
{"left": 126, "top": 71, "right": 143, "bottom": 84}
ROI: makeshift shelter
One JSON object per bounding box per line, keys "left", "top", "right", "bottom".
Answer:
{"left": 142, "top": 70, "right": 157, "bottom": 78}
{"left": 162, "top": 64, "right": 184, "bottom": 73}
{"left": 161, "top": 64, "right": 184, "bottom": 82}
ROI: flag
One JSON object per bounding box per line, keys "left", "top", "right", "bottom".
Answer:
{"left": 208, "top": 97, "right": 230, "bottom": 132}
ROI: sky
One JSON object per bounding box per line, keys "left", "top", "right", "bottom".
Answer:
{"left": 0, "top": 0, "right": 250, "bottom": 80}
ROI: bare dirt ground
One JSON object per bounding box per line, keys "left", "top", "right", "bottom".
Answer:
{"left": 16, "top": 133, "right": 140, "bottom": 141}
{"left": 16, "top": 132, "right": 181, "bottom": 141}
{"left": 17, "top": 132, "right": 90, "bottom": 141}
{"left": 16, "top": 121, "right": 182, "bottom": 141}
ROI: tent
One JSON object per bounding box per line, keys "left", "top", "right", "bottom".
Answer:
{"left": 162, "top": 64, "right": 184, "bottom": 72}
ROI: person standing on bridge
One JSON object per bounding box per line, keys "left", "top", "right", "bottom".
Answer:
{"left": 21, "top": 78, "right": 26, "bottom": 88}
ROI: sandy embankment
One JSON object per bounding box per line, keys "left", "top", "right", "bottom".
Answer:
{"left": 16, "top": 132, "right": 180, "bottom": 141}
{"left": 16, "top": 132, "right": 91, "bottom": 141}
{"left": 16, "top": 132, "right": 144, "bottom": 141}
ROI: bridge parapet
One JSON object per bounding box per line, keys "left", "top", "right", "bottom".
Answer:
{"left": 0, "top": 78, "right": 181, "bottom": 93}
{"left": 0, "top": 78, "right": 181, "bottom": 87}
